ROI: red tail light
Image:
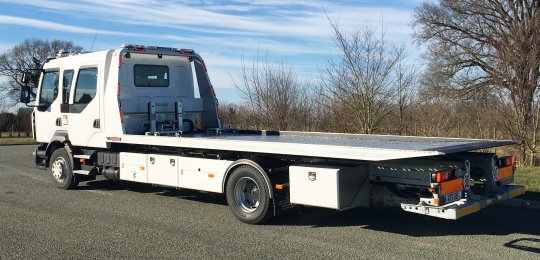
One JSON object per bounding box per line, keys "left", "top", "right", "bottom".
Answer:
{"left": 497, "top": 156, "right": 516, "bottom": 180}
{"left": 117, "top": 83, "right": 121, "bottom": 96}
{"left": 433, "top": 170, "right": 451, "bottom": 183}
{"left": 499, "top": 156, "right": 515, "bottom": 167}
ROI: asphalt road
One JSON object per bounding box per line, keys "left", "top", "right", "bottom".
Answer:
{"left": 1, "top": 145, "right": 539, "bottom": 259}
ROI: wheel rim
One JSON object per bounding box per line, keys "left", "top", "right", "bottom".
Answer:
{"left": 51, "top": 157, "right": 67, "bottom": 183}
{"left": 234, "top": 177, "right": 260, "bottom": 213}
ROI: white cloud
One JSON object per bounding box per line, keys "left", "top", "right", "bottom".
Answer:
{"left": 0, "top": 0, "right": 414, "bottom": 40}
{"left": 0, "top": 14, "right": 331, "bottom": 55}
{"left": 0, "top": 0, "right": 422, "bottom": 99}
{"left": 0, "top": 15, "right": 192, "bottom": 41}
{"left": 0, "top": 15, "right": 97, "bottom": 34}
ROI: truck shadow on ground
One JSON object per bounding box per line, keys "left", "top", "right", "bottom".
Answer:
{"left": 81, "top": 179, "right": 539, "bottom": 237}
{"left": 272, "top": 204, "right": 540, "bottom": 237}
{"left": 81, "top": 178, "right": 228, "bottom": 205}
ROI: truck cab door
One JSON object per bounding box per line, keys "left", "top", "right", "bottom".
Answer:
{"left": 63, "top": 66, "right": 101, "bottom": 147}
{"left": 34, "top": 69, "right": 64, "bottom": 143}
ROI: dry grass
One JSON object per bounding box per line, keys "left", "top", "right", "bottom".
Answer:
{"left": 0, "top": 137, "right": 36, "bottom": 145}
{"left": 514, "top": 167, "right": 540, "bottom": 200}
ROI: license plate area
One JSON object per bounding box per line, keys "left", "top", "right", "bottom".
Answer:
{"left": 442, "top": 191, "right": 462, "bottom": 205}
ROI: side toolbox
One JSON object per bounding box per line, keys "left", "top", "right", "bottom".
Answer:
{"left": 289, "top": 165, "right": 369, "bottom": 210}
{"left": 119, "top": 152, "right": 148, "bottom": 183}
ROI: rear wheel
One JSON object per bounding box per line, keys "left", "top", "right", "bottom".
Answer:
{"left": 50, "top": 148, "right": 79, "bottom": 189}
{"left": 226, "top": 165, "right": 273, "bottom": 224}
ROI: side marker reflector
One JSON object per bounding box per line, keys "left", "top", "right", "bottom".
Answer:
{"left": 456, "top": 203, "right": 481, "bottom": 218}
{"left": 508, "top": 187, "right": 526, "bottom": 198}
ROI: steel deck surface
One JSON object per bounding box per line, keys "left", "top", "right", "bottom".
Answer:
{"left": 117, "top": 131, "right": 515, "bottom": 161}
{"left": 184, "top": 131, "right": 515, "bottom": 153}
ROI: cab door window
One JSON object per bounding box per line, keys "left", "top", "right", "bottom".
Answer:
{"left": 62, "top": 70, "right": 74, "bottom": 104}
{"left": 38, "top": 70, "right": 60, "bottom": 106}
{"left": 74, "top": 67, "right": 98, "bottom": 104}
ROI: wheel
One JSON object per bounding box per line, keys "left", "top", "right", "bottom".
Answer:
{"left": 49, "top": 148, "right": 79, "bottom": 189}
{"left": 226, "top": 165, "right": 273, "bottom": 224}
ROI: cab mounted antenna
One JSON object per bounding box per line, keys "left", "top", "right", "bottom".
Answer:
{"left": 90, "top": 29, "right": 99, "bottom": 52}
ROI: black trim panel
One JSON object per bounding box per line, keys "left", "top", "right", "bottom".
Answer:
{"left": 60, "top": 103, "right": 89, "bottom": 113}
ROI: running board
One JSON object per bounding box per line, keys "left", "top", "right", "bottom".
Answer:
{"left": 401, "top": 185, "right": 526, "bottom": 219}
{"left": 73, "top": 170, "right": 91, "bottom": 175}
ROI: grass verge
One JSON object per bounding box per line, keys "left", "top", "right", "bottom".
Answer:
{"left": 0, "top": 137, "right": 37, "bottom": 146}
{"left": 514, "top": 167, "right": 540, "bottom": 201}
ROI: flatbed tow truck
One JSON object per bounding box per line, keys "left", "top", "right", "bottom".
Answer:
{"left": 19, "top": 44, "right": 525, "bottom": 224}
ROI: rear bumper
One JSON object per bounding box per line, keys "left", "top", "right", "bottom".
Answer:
{"left": 401, "top": 185, "right": 526, "bottom": 219}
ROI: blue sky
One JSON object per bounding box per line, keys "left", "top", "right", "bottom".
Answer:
{"left": 0, "top": 0, "right": 423, "bottom": 104}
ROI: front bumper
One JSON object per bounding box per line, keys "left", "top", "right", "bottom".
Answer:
{"left": 401, "top": 185, "right": 526, "bottom": 219}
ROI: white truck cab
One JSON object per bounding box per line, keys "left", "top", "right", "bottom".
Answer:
{"left": 19, "top": 44, "right": 525, "bottom": 224}
{"left": 33, "top": 45, "right": 220, "bottom": 149}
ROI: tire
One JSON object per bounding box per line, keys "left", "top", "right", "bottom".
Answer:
{"left": 226, "top": 165, "right": 273, "bottom": 224}
{"left": 49, "top": 148, "right": 79, "bottom": 189}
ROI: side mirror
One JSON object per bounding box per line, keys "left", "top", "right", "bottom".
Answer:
{"left": 20, "top": 85, "right": 31, "bottom": 104}
{"left": 21, "top": 71, "right": 32, "bottom": 84}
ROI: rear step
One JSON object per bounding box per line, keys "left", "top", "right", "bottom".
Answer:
{"left": 401, "top": 185, "right": 525, "bottom": 219}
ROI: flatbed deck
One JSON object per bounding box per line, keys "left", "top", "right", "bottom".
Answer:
{"left": 115, "top": 131, "right": 515, "bottom": 161}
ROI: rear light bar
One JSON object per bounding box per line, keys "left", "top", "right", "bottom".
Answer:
{"left": 121, "top": 44, "right": 194, "bottom": 54}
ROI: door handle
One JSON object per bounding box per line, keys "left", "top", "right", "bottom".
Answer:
{"left": 55, "top": 117, "right": 61, "bottom": 126}
{"left": 93, "top": 119, "right": 100, "bottom": 129}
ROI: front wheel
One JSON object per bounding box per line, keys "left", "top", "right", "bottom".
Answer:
{"left": 226, "top": 165, "right": 273, "bottom": 224}
{"left": 49, "top": 148, "right": 79, "bottom": 189}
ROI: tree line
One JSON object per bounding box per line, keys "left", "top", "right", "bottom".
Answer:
{"left": 224, "top": 0, "right": 540, "bottom": 166}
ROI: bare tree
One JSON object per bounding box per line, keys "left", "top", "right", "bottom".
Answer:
{"left": 234, "top": 54, "right": 308, "bottom": 130}
{"left": 414, "top": 0, "right": 540, "bottom": 165}
{"left": 395, "top": 59, "right": 418, "bottom": 135}
{"left": 321, "top": 21, "right": 405, "bottom": 134}
{"left": 16, "top": 107, "right": 32, "bottom": 137}
{"left": 0, "top": 39, "right": 83, "bottom": 103}
{"left": 0, "top": 112, "right": 15, "bottom": 133}
{"left": 0, "top": 94, "right": 8, "bottom": 113}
